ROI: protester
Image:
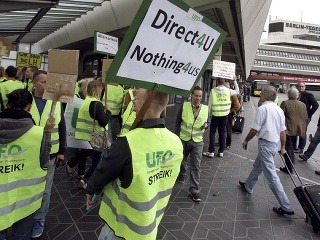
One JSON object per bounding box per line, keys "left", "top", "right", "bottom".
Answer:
{"left": 203, "top": 77, "right": 238, "bottom": 158}
{"left": 86, "top": 88, "right": 183, "bottom": 240}
{"left": 175, "top": 86, "right": 208, "bottom": 202}
{"left": 75, "top": 80, "right": 111, "bottom": 189}
{"left": 239, "top": 86, "right": 294, "bottom": 215}
{"left": 293, "top": 82, "right": 319, "bottom": 153}
{"left": 30, "top": 70, "right": 66, "bottom": 238}
{"left": 279, "top": 86, "right": 307, "bottom": 174}
{"left": 120, "top": 87, "right": 136, "bottom": 135}
{"left": 0, "top": 89, "right": 54, "bottom": 240}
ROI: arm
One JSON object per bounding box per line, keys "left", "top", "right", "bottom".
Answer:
{"left": 86, "top": 137, "right": 131, "bottom": 195}
{"left": 279, "top": 130, "right": 286, "bottom": 154}
{"left": 40, "top": 131, "right": 52, "bottom": 169}
{"left": 233, "top": 77, "right": 240, "bottom": 94}
{"left": 174, "top": 105, "right": 183, "bottom": 136}
{"left": 89, "top": 101, "right": 112, "bottom": 128}
{"left": 57, "top": 105, "right": 67, "bottom": 155}
{"left": 242, "top": 128, "right": 258, "bottom": 150}
{"left": 308, "top": 94, "right": 319, "bottom": 118}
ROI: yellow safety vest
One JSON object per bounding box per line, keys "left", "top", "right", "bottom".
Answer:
{"left": 99, "top": 127, "right": 183, "bottom": 240}
{"left": 120, "top": 89, "right": 136, "bottom": 135}
{"left": 102, "top": 85, "right": 124, "bottom": 115}
{"left": 75, "top": 96, "right": 107, "bottom": 141}
{"left": 30, "top": 98, "right": 61, "bottom": 154}
{"left": 211, "top": 88, "right": 231, "bottom": 117}
{"left": 180, "top": 102, "right": 208, "bottom": 142}
{"left": 0, "top": 126, "right": 46, "bottom": 231}
{"left": 0, "top": 80, "right": 25, "bottom": 109}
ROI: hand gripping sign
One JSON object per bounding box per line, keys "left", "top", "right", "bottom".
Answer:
{"left": 105, "top": 0, "right": 227, "bottom": 96}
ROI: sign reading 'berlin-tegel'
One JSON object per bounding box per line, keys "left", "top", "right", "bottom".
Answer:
{"left": 106, "top": 0, "right": 227, "bottom": 95}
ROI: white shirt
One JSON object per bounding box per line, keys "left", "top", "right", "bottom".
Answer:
{"left": 251, "top": 101, "right": 286, "bottom": 143}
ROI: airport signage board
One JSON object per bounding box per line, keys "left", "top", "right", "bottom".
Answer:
{"left": 105, "top": 0, "right": 227, "bottom": 95}
{"left": 94, "top": 31, "right": 118, "bottom": 56}
{"left": 212, "top": 60, "right": 236, "bottom": 80}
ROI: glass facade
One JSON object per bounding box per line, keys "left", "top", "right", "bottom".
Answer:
{"left": 293, "top": 34, "right": 320, "bottom": 42}
{"left": 256, "top": 49, "right": 320, "bottom": 61}
{"left": 253, "top": 60, "right": 320, "bottom": 72}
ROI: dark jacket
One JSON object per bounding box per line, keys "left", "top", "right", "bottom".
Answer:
{"left": 0, "top": 108, "right": 51, "bottom": 169}
{"left": 299, "top": 91, "right": 319, "bottom": 119}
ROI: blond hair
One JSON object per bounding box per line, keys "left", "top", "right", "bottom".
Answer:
{"left": 87, "top": 80, "right": 103, "bottom": 100}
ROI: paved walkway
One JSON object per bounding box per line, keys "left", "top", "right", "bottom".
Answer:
{"left": 36, "top": 94, "right": 320, "bottom": 240}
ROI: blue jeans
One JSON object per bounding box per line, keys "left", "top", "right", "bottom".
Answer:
{"left": 34, "top": 156, "right": 56, "bottom": 222}
{"left": 179, "top": 140, "right": 204, "bottom": 195}
{"left": 245, "top": 139, "right": 293, "bottom": 212}
{"left": 304, "top": 126, "right": 320, "bottom": 159}
{"left": 208, "top": 115, "right": 228, "bottom": 153}
{"left": 0, "top": 212, "right": 36, "bottom": 240}
{"left": 98, "top": 224, "right": 123, "bottom": 240}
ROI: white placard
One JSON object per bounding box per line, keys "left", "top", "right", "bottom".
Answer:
{"left": 212, "top": 60, "right": 235, "bottom": 80}
{"left": 95, "top": 32, "right": 118, "bottom": 55}
{"left": 65, "top": 97, "right": 92, "bottom": 149}
{"left": 116, "top": 0, "right": 221, "bottom": 91}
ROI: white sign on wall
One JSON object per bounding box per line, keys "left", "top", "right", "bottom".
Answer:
{"left": 94, "top": 31, "right": 118, "bottom": 56}
{"left": 212, "top": 60, "right": 236, "bottom": 80}
{"left": 107, "top": 0, "right": 227, "bottom": 95}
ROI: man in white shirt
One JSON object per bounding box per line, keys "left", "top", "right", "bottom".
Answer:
{"left": 239, "top": 86, "right": 294, "bottom": 215}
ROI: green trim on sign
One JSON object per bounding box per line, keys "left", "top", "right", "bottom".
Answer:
{"left": 105, "top": 0, "right": 227, "bottom": 96}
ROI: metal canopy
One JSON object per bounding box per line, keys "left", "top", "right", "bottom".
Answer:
{"left": 0, "top": 0, "right": 107, "bottom": 44}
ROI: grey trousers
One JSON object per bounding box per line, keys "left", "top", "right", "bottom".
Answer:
{"left": 179, "top": 140, "right": 204, "bottom": 194}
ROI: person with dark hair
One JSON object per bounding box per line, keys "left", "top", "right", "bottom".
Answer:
{"left": 0, "top": 66, "right": 6, "bottom": 83}
{"left": 86, "top": 88, "right": 183, "bottom": 240}
{"left": 0, "top": 65, "right": 25, "bottom": 111}
{"left": 75, "top": 80, "right": 112, "bottom": 189}
{"left": 203, "top": 77, "right": 238, "bottom": 158}
{"left": 175, "top": 86, "right": 209, "bottom": 202}
{"left": 30, "top": 70, "right": 66, "bottom": 238}
{"left": 239, "top": 86, "right": 294, "bottom": 216}
{"left": 0, "top": 89, "right": 54, "bottom": 240}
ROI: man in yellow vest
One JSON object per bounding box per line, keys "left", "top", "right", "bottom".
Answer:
{"left": 0, "top": 65, "right": 25, "bottom": 111}
{"left": 30, "top": 70, "right": 67, "bottom": 238}
{"left": 175, "top": 86, "right": 208, "bottom": 202}
{"left": 86, "top": 88, "right": 183, "bottom": 240}
{"left": 203, "top": 77, "right": 237, "bottom": 158}
{"left": 0, "top": 88, "right": 55, "bottom": 239}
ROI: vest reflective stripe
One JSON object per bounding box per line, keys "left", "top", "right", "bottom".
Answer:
{"left": 30, "top": 98, "right": 61, "bottom": 154}
{"left": 0, "top": 80, "right": 25, "bottom": 109}
{"left": 104, "top": 85, "right": 124, "bottom": 115}
{"left": 75, "top": 96, "right": 106, "bottom": 141}
{"left": 211, "top": 88, "right": 231, "bottom": 116}
{"left": 180, "top": 102, "right": 208, "bottom": 142}
{"left": 0, "top": 126, "right": 46, "bottom": 231}
{"left": 99, "top": 128, "right": 183, "bottom": 240}
{"left": 120, "top": 89, "right": 136, "bottom": 135}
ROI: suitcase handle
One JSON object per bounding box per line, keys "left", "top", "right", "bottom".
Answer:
{"left": 278, "top": 151, "right": 304, "bottom": 187}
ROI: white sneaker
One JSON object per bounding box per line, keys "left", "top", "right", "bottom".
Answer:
{"left": 203, "top": 152, "right": 214, "bottom": 158}
{"left": 80, "top": 179, "right": 87, "bottom": 190}
{"left": 218, "top": 153, "right": 223, "bottom": 157}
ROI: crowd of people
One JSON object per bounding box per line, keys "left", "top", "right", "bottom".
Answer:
{"left": 0, "top": 64, "right": 320, "bottom": 239}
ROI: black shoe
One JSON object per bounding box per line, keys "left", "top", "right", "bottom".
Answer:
{"left": 315, "top": 171, "right": 320, "bottom": 176}
{"left": 272, "top": 206, "right": 294, "bottom": 215}
{"left": 294, "top": 148, "right": 303, "bottom": 154}
{"left": 190, "top": 193, "right": 201, "bottom": 202}
{"left": 239, "top": 181, "right": 248, "bottom": 193}
{"left": 299, "top": 154, "right": 308, "bottom": 161}
{"left": 280, "top": 167, "right": 292, "bottom": 174}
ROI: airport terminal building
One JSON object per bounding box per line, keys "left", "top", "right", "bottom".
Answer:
{"left": 249, "top": 19, "right": 320, "bottom": 92}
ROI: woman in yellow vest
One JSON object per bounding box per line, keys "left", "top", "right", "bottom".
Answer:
{"left": 75, "top": 80, "right": 111, "bottom": 189}
{"left": 0, "top": 89, "right": 54, "bottom": 240}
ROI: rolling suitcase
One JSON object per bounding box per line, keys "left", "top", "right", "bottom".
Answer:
{"left": 232, "top": 115, "right": 245, "bottom": 133}
{"left": 279, "top": 152, "right": 320, "bottom": 233}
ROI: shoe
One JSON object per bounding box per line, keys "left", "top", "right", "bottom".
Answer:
{"left": 177, "top": 176, "right": 185, "bottom": 184}
{"left": 191, "top": 193, "right": 201, "bottom": 202}
{"left": 31, "top": 220, "right": 44, "bottom": 238}
{"left": 272, "top": 206, "right": 294, "bottom": 215}
{"left": 239, "top": 181, "right": 248, "bottom": 193}
{"left": 315, "top": 171, "right": 320, "bottom": 176}
{"left": 203, "top": 152, "right": 214, "bottom": 158}
{"left": 225, "top": 145, "right": 231, "bottom": 149}
{"left": 294, "top": 148, "right": 303, "bottom": 154}
{"left": 309, "top": 134, "right": 313, "bottom": 142}
{"left": 218, "top": 152, "right": 223, "bottom": 157}
{"left": 299, "top": 154, "right": 308, "bottom": 161}
{"left": 280, "top": 167, "right": 292, "bottom": 174}
{"left": 80, "top": 178, "right": 87, "bottom": 190}
{"left": 65, "top": 164, "right": 73, "bottom": 176}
